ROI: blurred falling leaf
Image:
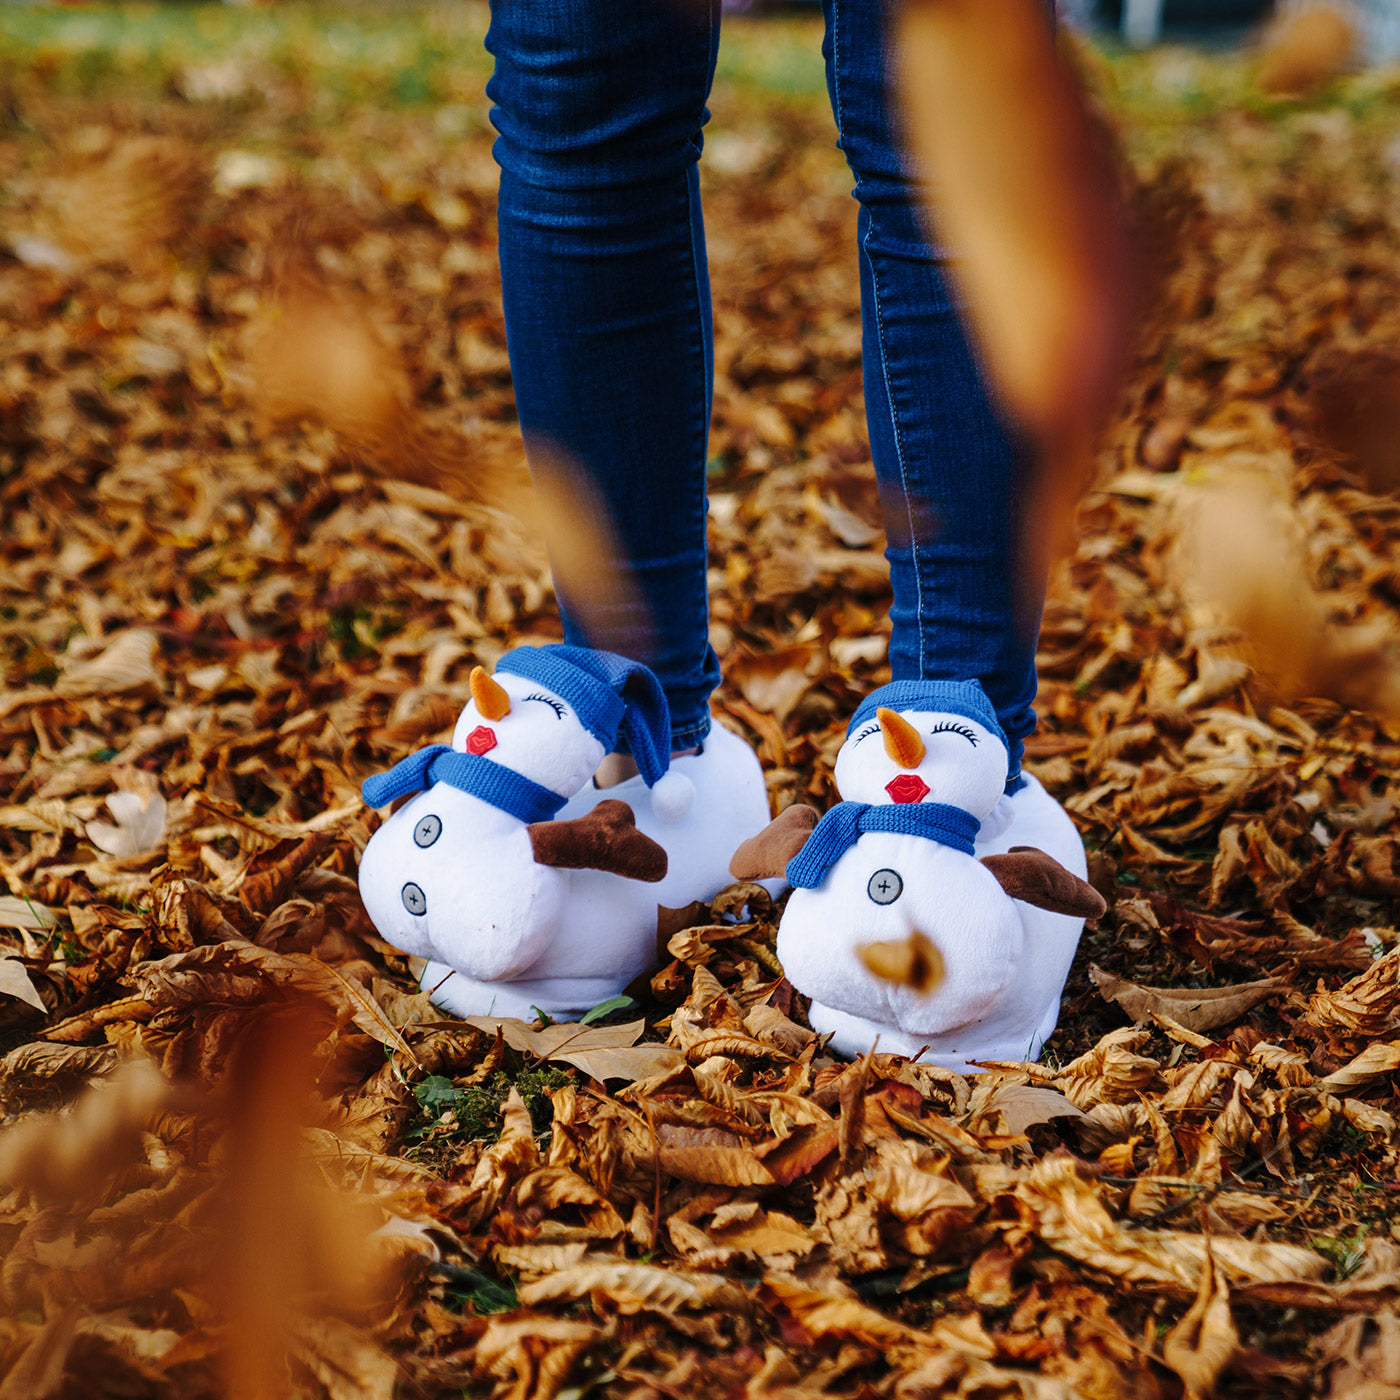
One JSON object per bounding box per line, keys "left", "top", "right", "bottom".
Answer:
{"left": 895, "top": 0, "right": 1139, "bottom": 574}
{"left": 1258, "top": 3, "right": 1360, "bottom": 96}
{"left": 1305, "top": 349, "right": 1400, "bottom": 496}
{"left": 245, "top": 282, "right": 414, "bottom": 457}
{"left": 39, "top": 135, "right": 206, "bottom": 265}
{"left": 1170, "top": 475, "right": 1400, "bottom": 721}
{"left": 856, "top": 930, "right": 945, "bottom": 994}
{"left": 522, "top": 446, "right": 654, "bottom": 668}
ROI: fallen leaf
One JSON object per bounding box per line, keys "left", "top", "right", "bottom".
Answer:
{"left": 519, "top": 1262, "right": 748, "bottom": 1315}
{"left": 1090, "top": 965, "right": 1284, "bottom": 1033}
{"left": 973, "top": 1083, "right": 1086, "bottom": 1136}
{"left": 0, "top": 958, "right": 46, "bottom": 1013}
{"left": 657, "top": 1144, "right": 775, "bottom": 1187}
{"left": 1163, "top": 1252, "right": 1238, "bottom": 1400}
{"left": 1315, "top": 1042, "right": 1400, "bottom": 1094}
{"left": 460, "top": 1016, "right": 684, "bottom": 1083}
{"left": 55, "top": 629, "right": 162, "bottom": 698}
{"left": 0, "top": 896, "right": 58, "bottom": 933}
{"left": 86, "top": 789, "right": 167, "bottom": 859}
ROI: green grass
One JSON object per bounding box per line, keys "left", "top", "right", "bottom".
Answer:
{"left": 0, "top": 1, "right": 828, "bottom": 108}
{"left": 0, "top": 1, "right": 486, "bottom": 108}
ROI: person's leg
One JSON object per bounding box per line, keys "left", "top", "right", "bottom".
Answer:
{"left": 820, "top": 0, "right": 1040, "bottom": 789}
{"left": 486, "top": 0, "right": 722, "bottom": 752}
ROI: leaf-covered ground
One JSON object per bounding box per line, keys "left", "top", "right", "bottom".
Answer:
{"left": 2, "top": 8, "right": 1400, "bottom": 1397}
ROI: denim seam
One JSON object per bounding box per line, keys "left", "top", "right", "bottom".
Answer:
{"left": 833, "top": 0, "right": 925, "bottom": 676}
{"left": 671, "top": 713, "right": 711, "bottom": 749}
{"left": 861, "top": 225, "right": 922, "bottom": 674}
{"left": 675, "top": 0, "right": 719, "bottom": 752}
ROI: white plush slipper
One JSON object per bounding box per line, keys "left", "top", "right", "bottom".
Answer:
{"left": 552, "top": 717, "right": 774, "bottom": 910}
{"left": 728, "top": 680, "right": 1104, "bottom": 1073}
{"left": 359, "top": 645, "right": 737, "bottom": 1023}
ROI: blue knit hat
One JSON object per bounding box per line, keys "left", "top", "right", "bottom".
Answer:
{"left": 848, "top": 679, "right": 1008, "bottom": 752}
{"left": 496, "top": 645, "right": 673, "bottom": 788}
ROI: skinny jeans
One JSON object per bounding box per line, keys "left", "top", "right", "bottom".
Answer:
{"left": 486, "top": 0, "right": 1040, "bottom": 783}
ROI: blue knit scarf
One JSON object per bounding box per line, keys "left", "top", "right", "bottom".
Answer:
{"left": 361, "top": 744, "right": 566, "bottom": 824}
{"left": 786, "top": 801, "right": 981, "bottom": 890}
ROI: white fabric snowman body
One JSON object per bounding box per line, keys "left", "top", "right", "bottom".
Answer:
{"left": 358, "top": 645, "right": 693, "bottom": 1021}
{"left": 731, "top": 680, "right": 1105, "bottom": 1072}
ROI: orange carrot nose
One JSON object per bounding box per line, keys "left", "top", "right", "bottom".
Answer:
{"left": 470, "top": 666, "right": 511, "bottom": 720}
{"left": 878, "top": 707, "right": 926, "bottom": 769}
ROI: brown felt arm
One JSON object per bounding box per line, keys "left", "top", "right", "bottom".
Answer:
{"left": 529, "top": 799, "right": 667, "bottom": 883}
{"left": 981, "top": 846, "right": 1107, "bottom": 921}
{"left": 729, "top": 803, "right": 820, "bottom": 881}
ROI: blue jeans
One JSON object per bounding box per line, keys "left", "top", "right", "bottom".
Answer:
{"left": 486, "top": 0, "right": 1039, "bottom": 782}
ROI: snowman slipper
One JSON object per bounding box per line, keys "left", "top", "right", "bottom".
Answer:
{"left": 730, "top": 680, "right": 1105, "bottom": 1072}
{"left": 551, "top": 717, "right": 773, "bottom": 911}
{"left": 358, "top": 644, "right": 737, "bottom": 1022}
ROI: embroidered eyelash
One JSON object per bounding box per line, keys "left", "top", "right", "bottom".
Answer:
{"left": 928, "top": 720, "right": 978, "bottom": 745}
{"left": 523, "top": 692, "right": 566, "bottom": 717}
{"left": 854, "top": 722, "right": 880, "bottom": 742}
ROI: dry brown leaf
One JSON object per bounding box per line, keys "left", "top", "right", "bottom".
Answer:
{"left": 0, "top": 896, "right": 59, "bottom": 934}
{"left": 759, "top": 1273, "right": 932, "bottom": 1352}
{"left": 1311, "top": 1312, "right": 1400, "bottom": 1400}
{"left": 973, "top": 1083, "right": 1086, "bottom": 1136}
{"left": 1315, "top": 1042, "right": 1400, "bottom": 1095}
{"left": 519, "top": 1262, "right": 748, "bottom": 1315}
{"left": 55, "top": 629, "right": 162, "bottom": 698}
{"left": 658, "top": 1144, "right": 775, "bottom": 1187}
{"left": 1306, "top": 951, "right": 1400, "bottom": 1040}
{"left": 85, "top": 788, "right": 167, "bottom": 859}
{"left": 1090, "top": 964, "right": 1284, "bottom": 1034}
{"left": 460, "top": 1016, "right": 684, "bottom": 1083}
{"left": 0, "top": 958, "right": 45, "bottom": 1013}
{"left": 0, "top": 1309, "right": 79, "bottom": 1400}
{"left": 473, "top": 1315, "right": 598, "bottom": 1400}
{"left": 1016, "top": 1155, "right": 1329, "bottom": 1294}
{"left": 729, "top": 643, "right": 821, "bottom": 724}
{"left": 711, "top": 1209, "right": 816, "bottom": 1260}
{"left": 1163, "top": 1252, "right": 1238, "bottom": 1400}
{"left": 292, "top": 1317, "right": 400, "bottom": 1400}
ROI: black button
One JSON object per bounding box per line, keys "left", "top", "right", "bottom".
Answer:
{"left": 867, "top": 868, "right": 903, "bottom": 905}
{"left": 414, "top": 814, "right": 442, "bottom": 848}
{"left": 401, "top": 882, "right": 427, "bottom": 916}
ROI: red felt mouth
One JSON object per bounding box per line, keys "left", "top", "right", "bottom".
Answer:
{"left": 465, "top": 725, "right": 497, "bottom": 756}
{"left": 885, "top": 773, "right": 930, "bottom": 804}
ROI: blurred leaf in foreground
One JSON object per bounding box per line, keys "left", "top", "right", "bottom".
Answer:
{"left": 895, "top": 0, "right": 1140, "bottom": 583}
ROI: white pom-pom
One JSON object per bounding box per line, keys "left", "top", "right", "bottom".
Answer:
{"left": 650, "top": 770, "right": 694, "bottom": 822}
